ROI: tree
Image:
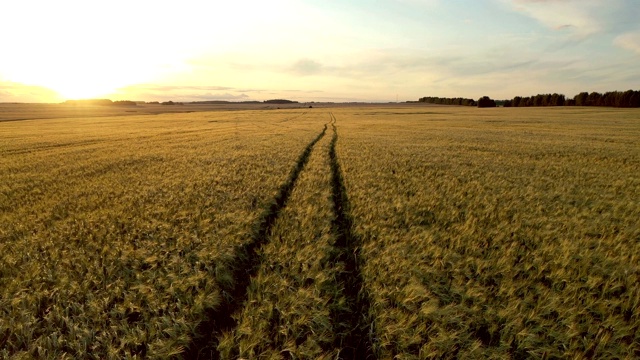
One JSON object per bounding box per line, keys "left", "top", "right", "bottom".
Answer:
{"left": 550, "top": 93, "right": 565, "bottom": 106}
{"left": 533, "top": 95, "right": 543, "bottom": 107}
{"left": 574, "top": 92, "right": 589, "bottom": 106}
{"left": 621, "top": 90, "right": 634, "bottom": 107}
{"left": 477, "top": 96, "right": 496, "bottom": 108}
{"left": 418, "top": 96, "right": 476, "bottom": 106}
{"left": 629, "top": 91, "right": 640, "bottom": 107}
{"left": 587, "top": 92, "right": 602, "bottom": 106}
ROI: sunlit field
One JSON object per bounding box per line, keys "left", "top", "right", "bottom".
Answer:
{"left": 1, "top": 105, "right": 638, "bottom": 359}
{"left": 333, "top": 106, "right": 640, "bottom": 358}
{"left": 0, "top": 109, "right": 324, "bottom": 358}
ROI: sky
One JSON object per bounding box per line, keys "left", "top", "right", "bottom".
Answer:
{"left": 1, "top": 0, "right": 639, "bottom": 103}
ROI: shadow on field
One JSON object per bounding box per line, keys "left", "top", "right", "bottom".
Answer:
{"left": 183, "top": 124, "right": 328, "bottom": 360}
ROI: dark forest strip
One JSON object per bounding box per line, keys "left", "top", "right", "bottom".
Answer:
{"left": 183, "top": 124, "right": 328, "bottom": 360}
{"left": 327, "top": 113, "right": 377, "bottom": 359}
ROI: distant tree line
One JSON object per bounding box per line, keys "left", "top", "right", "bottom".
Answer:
{"left": 419, "top": 96, "right": 497, "bottom": 108}
{"left": 570, "top": 90, "right": 640, "bottom": 107}
{"left": 503, "top": 93, "right": 567, "bottom": 107}
{"left": 64, "top": 99, "right": 114, "bottom": 106}
{"left": 187, "top": 100, "right": 262, "bottom": 104}
{"left": 503, "top": 90, "right": 640, "bottom": 108}
{"left": 64, "top": 99, "right": 138, "bottom": 106}
{"left": 264, "top": 99, "right": 299, "bottom": 104}
{"left": 418, "top": 96, "right": 476, "bottom": 106}
{"left": 113, "top": 100, "right": 137, "bottom": 106}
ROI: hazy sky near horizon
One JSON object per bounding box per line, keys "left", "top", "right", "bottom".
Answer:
{"left": 1, "top": 0, "right": 639, "bottom": 102}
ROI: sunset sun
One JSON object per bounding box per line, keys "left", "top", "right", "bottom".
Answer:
{"left": 8, "top": 48, "right": 166, "bottom": 101}
{"left": 42, "top": 74, "right": 122, "bottom": 100}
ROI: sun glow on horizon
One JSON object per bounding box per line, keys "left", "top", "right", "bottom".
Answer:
{"left": 0, "top": 0, "right": 338, "bottom": 102}
{"left": 0, "top": 0, "right": 232, "bottom": 101}
{"left": 2, "top": 36, "right": 185, "bottom": 101}
{"left": 6, "top": 59, "right": 160, "bottom": 101}
{"left": 46, "top": 81, "right": 120, "bottom": 101}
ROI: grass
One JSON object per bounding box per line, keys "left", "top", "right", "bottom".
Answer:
{"left": 1, "top": 105, "right": 638, "bottom": 359}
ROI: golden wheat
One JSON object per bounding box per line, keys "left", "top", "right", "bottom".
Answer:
{"left": 334, "top": 106, "right": 640, "bottom": 358}
{"left": 0, "top": 110, "right": 324, "bottom": 358}
{"left": 1, "top": 105, "right": 638, "bottom": 359}
{"left": 218, "top": 126, "right": 342, "bottom": 359}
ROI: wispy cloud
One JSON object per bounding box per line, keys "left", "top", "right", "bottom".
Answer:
{"left": 289, "top": 59, "right": 325, "bottom": 76}
{"left": 500, "top": 0, "right": 624, "bottom": 36}
{"left": 393, "top": 0, "right": 440, "bottom": 8}
{"left": 109, "top": 83, "right": 326, "bottom": 102}
{"left": 187, "top": 93, "right": 250, "bottom": 101}
{"left": 0, "top": 81, "right": 61, "bottom": 103}
{"left": 615, "top": 32, "right": 640, "bottom": 55}
{"left": 119, "top": 85, "right": 235, "bottom": 92}
{"left": 111, "top": 84, "right": 249, "bottom": 102}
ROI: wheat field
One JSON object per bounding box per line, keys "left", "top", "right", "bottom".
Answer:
{"left": 334, "top": 106, "right": 640, "bottom": 359}
{"left": 1, "top": 105, "right": 638, "bottom": 359}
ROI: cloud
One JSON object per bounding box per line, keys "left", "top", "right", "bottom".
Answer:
{"left": 109, "top": 84, "right": 254, "bottom": 102}
{"left": 289, "top": 59, "right": 325, "bottom": 76}
{"left": 554, "top": 24, "right": 574, "bottom": 30}
{"left": 515, "top": 0, "right": 572, "bottom": 3}
{"left": 0, "top": 81, "right": 61, "bottom": 103}
{"left": 108, "top": 84, "right": 244, "bottom": 101}
{"left": 614, "top": 32, "right": 640, "bottom": 55}
{"left": 108, "top": 82, "right": 329, "bottom": 102}
{"left": 188, "top": 92, "right": 250, "bottom": 101}
{"left": 500, "top": 0, "right": 620, "bottom": 36}
{"left": 119, "top": 85, "right": 234, "bottom": 92}
{"left": 283, "top": 49, "right": 542, "bottom": 82}
{"left": 394, "top": 0, "right": 440, "bottom": 7}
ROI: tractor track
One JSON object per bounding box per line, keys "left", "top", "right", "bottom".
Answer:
{"left": 184, "top": 123, "right": 328, "bottom": 359}
{"left": 327, "top": 113, "right": 377, "bottom": 359}
{"left": 185, "top": 113, "right": 377, "bottom": 359}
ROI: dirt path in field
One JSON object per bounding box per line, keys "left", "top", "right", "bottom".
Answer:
{"left": 185, "top": 123, "right": 328, "bottom": 359}
{"left": 326, "top": 113, "right": 377, "bottom": 359}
